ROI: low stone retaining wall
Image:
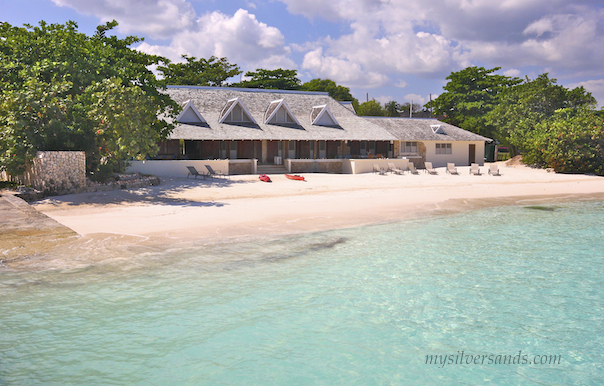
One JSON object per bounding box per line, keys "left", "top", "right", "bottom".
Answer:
{"left": 8, "top": 174, "right": 161, "bottom": 202}
{"left": 287, "top": 159, "right": 343, "bottom": 173}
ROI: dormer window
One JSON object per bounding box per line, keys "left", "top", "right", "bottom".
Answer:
{"left": 176, "top": 100, "right": 205, "bottom": 124}
{"left": 311, "top": 105, "right": 338, "bottom": 126}
{"left": 431, "top": 124, "right": 446, "bottom": 134}
{"left": 219, "top": 98, "right": 256, "bottom": 124}
{"left": 265, "top": 99, "right": 300, "bottom": 125}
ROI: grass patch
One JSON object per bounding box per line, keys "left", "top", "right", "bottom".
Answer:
{"left": 525, "top": 205, "right": 557, "bottom": 211}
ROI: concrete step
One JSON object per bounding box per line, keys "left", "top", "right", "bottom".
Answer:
{"left": 257, "top": 165, "right": 288, "bottom": 174}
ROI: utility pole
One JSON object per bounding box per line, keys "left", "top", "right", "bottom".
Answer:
{"left": 410, "top": 100, "right": 413, "bottom": 118}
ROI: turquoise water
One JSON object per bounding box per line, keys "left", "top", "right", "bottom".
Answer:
{"left": 1, "top": 200, "right": 604, "bottom": 385}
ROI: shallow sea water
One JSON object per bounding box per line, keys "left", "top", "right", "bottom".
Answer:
{"left": 1, "top": 200, "right": 604, "bottom": 385}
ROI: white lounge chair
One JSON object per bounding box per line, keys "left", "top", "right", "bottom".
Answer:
{"left": 488, "top": 164, "right": 500, "bottom": 176}
{"left": 388, "top": 163, "right": 404, "bottom": 175}
{"left": 446, "top": 163, "right": 458, "bottom": 174}
{"left": 373, "top": 163, "right": 386, "bottom": 175}
{"left": 424, "top": 162, "right": 437, "bottom": 174}
{"left": 470, "top": 163, "right": 481, "bottom": 175}
{"left": 408, "top": 162, "right": 419, "bottom": 174}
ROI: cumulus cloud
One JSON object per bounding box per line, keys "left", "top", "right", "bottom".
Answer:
{"left": 302, "top": 48, "right": 389, "bottom": 88}
{"left": 138, "top": 9, "right": 294, "bottom": 71}
{"left": 280, "top": 0, "right": 604, "bottom": 83}
{"left": 52, "top": 0, "right": 197, "bottom": 39}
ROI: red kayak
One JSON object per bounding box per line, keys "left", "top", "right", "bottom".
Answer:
{"left": 259, "top": 174, "right": 271, "bottom": 182}
{"left": 285, "top": 174, "right": 305, "bottom": 181}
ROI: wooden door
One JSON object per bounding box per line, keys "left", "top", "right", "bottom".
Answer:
{"left": 469, "top": 144, "right": 476, "bottom": 164}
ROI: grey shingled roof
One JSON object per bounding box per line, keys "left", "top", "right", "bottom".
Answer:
{"left": 365, "top": 117, "right": 492, "bottom": 142}
{"left": 165, "top": 86, "right": 397, "bottom": 141}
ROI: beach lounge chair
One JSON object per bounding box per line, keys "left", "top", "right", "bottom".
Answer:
{"left": 387, "top": 163, "right": 404, "bottom": 175}
{"left": 186, "top": 166, "right": 206, "bottom": 179}
{"left": 470, "top": 163, "right": 481, "bottom": 175}
{"left": 424, "top": 162, "right": 437, "bottom": 174}
{"left": 205, "top": 164, "right": 227, "bottom": 179}
{"left": 446, "top": 163, "right": 458, "bottom": 174}
{"left": 408, "top": 162, "right": 419, "bottom": 174}
{"left": 373, "top": 164, "right": 386, "bottom": 175}
{"left": 488, "top": 164, "right": 500, "bottom": 176}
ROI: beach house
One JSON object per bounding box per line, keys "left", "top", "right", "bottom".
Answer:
{"left": 126, "top": 86, "right": 490, "bottom": 176}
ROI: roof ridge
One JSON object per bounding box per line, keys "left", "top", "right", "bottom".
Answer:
{"left": 166, "top": 85, "right": 329, "bottom": 96}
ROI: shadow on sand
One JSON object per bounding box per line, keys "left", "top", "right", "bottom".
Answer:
{"left": 35, "top": 177, "right": 255, "bottom": 208}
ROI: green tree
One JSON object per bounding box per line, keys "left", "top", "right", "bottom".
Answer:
{"left": 521, "top": 108, "right": 604, "bottom": 175}
{"left": 489, "top": 74, "right": 596, "bottom": 154}
{"left": 356, "top": 99, "right": 385, "bottom": 116}
{"left": 384, "top": 101, "right": 401, "bottom": 117}
{"left": 0, "top": 20, "right": 178, "bottom": 178}
{"left": 430, "top": 66, "right": 521, "bottom": 138}
{"left": 300, "top": 78, "right": 357, "bottom": 103}
{"left": 157, "top": 55, "right": 241, "bottom": 86}
{"left": 232, "top": 68, "right": 301, "bottom": 90}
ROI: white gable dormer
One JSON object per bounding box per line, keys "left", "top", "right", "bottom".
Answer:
{"left": 219, "top": 97, "right": 257, "bottom": 124}
{"left": 431, "top": 124, "right": 446, "bottom": 134}
{"left": 265, "top": 99, "right": 300, "bottom": 125}
{"left": 311, "top": 105, "right": 339, "bottom": 126}
{"left": 176, "top": 100, "right": 206, "bottom": 124}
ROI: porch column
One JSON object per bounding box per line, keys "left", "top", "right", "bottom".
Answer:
{"left": 261, "top": 140, "right": 268, "bottom": 164}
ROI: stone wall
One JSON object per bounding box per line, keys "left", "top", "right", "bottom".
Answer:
{"left": 17, "top": 151, "right": 86, "bottom": 194}
{"left": 289, "top": 160, "right": 343, "bottom": 173}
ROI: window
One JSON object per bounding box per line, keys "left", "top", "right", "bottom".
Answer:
{"left": 402, "top": 141, "right": 417, "bottom": 154}
{"left": 436, "top": 143, "right": 452, "bottom": 154}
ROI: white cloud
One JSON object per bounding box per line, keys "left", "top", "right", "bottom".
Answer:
{"left": 52, "top": 0, "right": 197, "bottom": 39}
{"left": 138, "top": 9, "right": 295, "bottom": 71}
{"left": 503, "top": 69, "right": 521, "bottom": 77}
{"left": 403, "top": 94, "right": 427, "bottom": 105}
{"left": 302, "top": 48, "right": 389, "bottom": 88}
{"left": 567, "top": 79, "right": 604, "bottom": 108}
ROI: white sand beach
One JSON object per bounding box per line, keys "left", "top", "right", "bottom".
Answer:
{"left": 31, "top": 162, "right": 604, "bottom": 248}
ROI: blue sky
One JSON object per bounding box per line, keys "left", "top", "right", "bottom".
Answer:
{"left": 4, "top": 0, "right": 604, "bottom": 107}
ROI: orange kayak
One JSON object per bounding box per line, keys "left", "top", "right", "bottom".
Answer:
{"left": 259, "top": 174, "right": 271, "bottom": 182}
{"left": 285, "top": 174, "right": 305, "bottom": 181}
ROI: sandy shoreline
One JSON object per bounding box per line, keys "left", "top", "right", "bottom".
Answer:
{"left": 2, "top": 162, "right": 604, "bottom": 269}
{"left": 31, "top": 162, "right": 604, "bottom": 244}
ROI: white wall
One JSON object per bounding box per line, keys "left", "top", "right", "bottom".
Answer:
{"left": 126, "top": 160, "right": 229, "bottom": 177}
{"left": 346, "top": 159, "right": 409, "bottom": 174}
{"left": 423, "top": 141, "right": 485, "bottom": 168}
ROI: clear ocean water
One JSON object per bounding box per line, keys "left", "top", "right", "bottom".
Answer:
{"left": 1, "top": 200, "right": 604, "bottom": 385}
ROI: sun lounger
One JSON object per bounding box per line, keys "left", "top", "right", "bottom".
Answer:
{"left": 424, "top": 162, "right": 437, "bottom": 174}
{"left": 470, "top": 163, "right": 481, "bottom": 175}
{"left": 408, "top": 162, "right": 419, "bottom": 174}
{"left": 388, "top": 163, "right": 404, "bottom": 175}
{"left": 186, "top": 166, "right": 206, "bottom": 179}
{"left": 488, "top": 164, "right": 500, "bottom": 176}
{"left": 205, "top": 164, "right": 228, "bottom": 179}
{"left": 373, "top": 163, "right": 386, "bottom": 175}
{"left": 446, "top": 163, "right": 458, "bottom": 174}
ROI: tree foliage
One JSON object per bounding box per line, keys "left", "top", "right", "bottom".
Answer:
{"left": 232, "top": 68, "right": 301, "bottom": 90}
{"left": 300, "top": 78, "right": 357, "bottom": 104}
{"left": 0, "top": 20, "right": 178, "bottom": 178}
{"left": 488, "top": 73, "right": 596, "bottom": 154}
{"left": 384, "top": 101, "right": 401, "bottom": 117}
{"left": 431, "top": 66, "right": 521, "bottom": 137}
{"left": 157, "top": 55, "right": 241, "bottom": 86}
{"left": 521, "top": 108, "right": 604, "bottom": 175}
{"left": 356, "top": 99, "right": 385, "bottom": 116}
